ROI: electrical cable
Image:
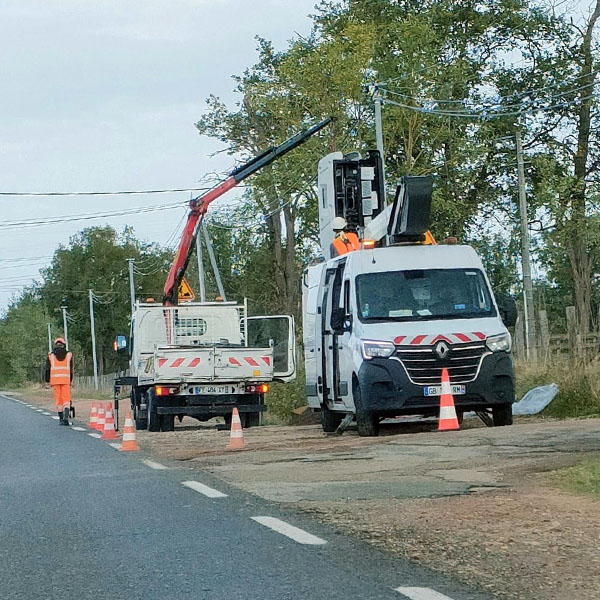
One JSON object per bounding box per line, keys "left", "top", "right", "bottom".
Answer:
{"left": 0, "top": 187, "right": 212, "bottom": 197}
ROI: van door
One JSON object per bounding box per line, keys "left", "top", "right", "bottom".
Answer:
{"left": 246, "top": 316, "right": 296, "bottom": 382}
{"left": 322, "top": 260, "right": 346, "bottom": 405}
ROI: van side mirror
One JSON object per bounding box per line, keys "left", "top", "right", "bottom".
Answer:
{"left": 496, "top": 294, "right": 517, "bottom": 328}
{"left": 331, "top": 307, "right": 352, "bottom": 333}
{"left": 114, "top": 335, "right": 128, "bottom": 354}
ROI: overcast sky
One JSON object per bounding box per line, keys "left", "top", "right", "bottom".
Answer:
{"left": 0, "top": 0, "right": 317, "bottom": 311}
{"left": 0, "top": 0, "right": 594, "bottom": 312}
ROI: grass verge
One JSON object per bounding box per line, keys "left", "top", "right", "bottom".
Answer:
{"left": 547, "top": 458, "right": 600, "bottom": 497}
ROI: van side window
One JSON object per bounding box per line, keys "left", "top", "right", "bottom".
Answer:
{"left": 343, "top": 280, "right": 351, "bottom": 315}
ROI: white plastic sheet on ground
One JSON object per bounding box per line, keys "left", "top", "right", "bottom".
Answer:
{"left": 512, "top": 383, "right": 559, "bottom": 415}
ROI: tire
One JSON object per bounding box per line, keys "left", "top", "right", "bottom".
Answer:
{"left": 134, "top": 404, "right": 148, "bottom": 431}
{"left": 353, "top": 380, "right": 379, "bottom": 437}
{"left": 492, "top": 403, "right": 513, "bottom": 426}
{"left": 146, "top": 390, "right": 161, "bottom": 432}
{"left": 160, "top": 414, "right": 175, "bottom": 432}
{"left": 321, "top": 403, "right": 343, "bottom": 433}
{"left": 244, "top": 412, "right": 260, "bottom": 428}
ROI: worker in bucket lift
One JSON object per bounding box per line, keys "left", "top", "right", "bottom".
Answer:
{"left": 44, "top": 338, "right": 74, "bottom": 426}
{"left": 330, "top": 216, "right": 360, "bottom": 258}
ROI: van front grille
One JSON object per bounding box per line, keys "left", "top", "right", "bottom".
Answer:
{"left": 394, "top": 341, "right": 489, "bottom": 385}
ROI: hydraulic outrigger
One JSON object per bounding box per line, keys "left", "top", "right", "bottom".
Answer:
{"left": 162, "top": 117, "right": 333, "bottom": 305}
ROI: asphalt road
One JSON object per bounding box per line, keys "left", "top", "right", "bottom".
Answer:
{"left": 0, "top": 393, "right": 494, "bottom": 600}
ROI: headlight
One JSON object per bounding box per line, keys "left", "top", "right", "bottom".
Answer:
{"left": 361, "top": 340, "right": 396, "bottom": 360}
{"left": 486, "top": 332, "right": 511, "bottom": 352}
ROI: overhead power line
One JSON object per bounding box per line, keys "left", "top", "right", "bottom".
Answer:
{"left": 0, "top": 186, "right": 212, "bottom": 197}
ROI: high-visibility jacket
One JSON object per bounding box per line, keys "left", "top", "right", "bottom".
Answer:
{"left": 331, "top": 232, "right": 360, "bottom": 257}
{"left": 48, "top": 352, "right": 73, "bottom": 386}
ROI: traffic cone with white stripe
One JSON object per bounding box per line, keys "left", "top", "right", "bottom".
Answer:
{"left": 119, "top": 411, "right": 140, "bottom": 452}
{"left": 102, "top": 402, "right": 119, "bottom": 440}
{"left": 96, "top": 402, "right": 106, "bottom": 432}
{"left": 226, "top": 407, "right": 246, "bottom": 451}
{"left": 438, "top": 368, "right": 460, "bottom": 431}
{"left": 89, "top": 402, "right": 98, "bottom": 430}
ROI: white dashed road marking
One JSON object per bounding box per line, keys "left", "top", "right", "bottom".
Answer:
{"left": 43, "top": 412, "right": 52, "bottom": 416}
{"left": 88, "top": 433, "right": 102, "bottom": 439}
{"left": 52, "top": 416, "right": 60, "bottom": 420}
{"left": 142, "top": 460, "right": 168, "bottom": 470}
{"left": 251, "top": 516, "right": 327, "bottom": 546}
{"left": 109, "top": 443, "right": 121, "bottom": 450}
{"left": 71, "top": 426, "right": 86, "bottom": 432}
{"left": 182, "top": 481, "right": 228, "bottom": 498}
{"left": 36, "top": 409, "right": 44, "bottom": 412}
{"left": 395, "top": 587, "right": 456, "bottom": 600}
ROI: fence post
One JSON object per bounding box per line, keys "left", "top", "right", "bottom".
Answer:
{"left": 514, "top": 313, "right": 525, "bottom": 359}
{"left": 539, "top": 309, "right": 550, "bottom": 365}
{"left": 565, "top": 306, "right": 578, "bottom": 363}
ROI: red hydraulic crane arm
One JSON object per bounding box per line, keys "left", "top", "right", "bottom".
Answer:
{"left": 162, "top": 117, "right": 333, "bottom": 305}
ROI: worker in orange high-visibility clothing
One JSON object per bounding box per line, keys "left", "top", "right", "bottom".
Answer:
{"left": 44, "top": 338, "right": 73, "bottom": 426}
{"left": 330, "top": 217, "right": 360, "bottom": 258}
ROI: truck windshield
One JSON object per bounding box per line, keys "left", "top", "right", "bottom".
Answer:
{"left": 356, "top": 268, "right": 495, "bottom": 322}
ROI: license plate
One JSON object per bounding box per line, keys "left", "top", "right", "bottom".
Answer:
{"left": 423, "top": 384, "right": 466, "bottom": 397}
{"left": 192, "top": 385, "right": 234, "bottom": 395}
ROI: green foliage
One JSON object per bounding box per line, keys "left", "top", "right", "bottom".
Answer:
{"left": 0, "top": 292, "right": 49, "bottom": 386}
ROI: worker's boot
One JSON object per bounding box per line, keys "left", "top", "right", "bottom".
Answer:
{"left": 57, "top": 411, "right": 65, "bottom": 424}
{"left": 62, "top": 407, "right": 70, "bottom": 426}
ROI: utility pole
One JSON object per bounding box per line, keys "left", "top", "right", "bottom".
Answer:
{"left": 515, "top": 130, "right": 537, "bottom": 359}
{"left": 88, "top": 289, "right": 99, "bottom": 390}
{"left": 61, "top": 306, "right": 69, "bottom": 350}
{"left": 202, "top": 223, "right": 226, "bottom": 301}
{"left": 47, "top": 323, "right": 52, "bottom": 352}
{"left": 373, "top": 83, "right": 387, "bottom": 202}
{"left": 127, "top": 258, "right": 136, "bottom": 317}
{"left": 196, "top": 232, "right": 206, "bottom": 302}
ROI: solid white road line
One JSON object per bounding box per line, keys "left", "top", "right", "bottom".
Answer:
{"left": 51, "top": 416, "right": 60, "bottom": 420}
{"left": 109, "top": 443, "right": 121, "bottom": 450}
{"left": 142, "top": 459, "right": 168, "bottom": 470}
{"left": 251, "top": 516, "right": 327, "bottom": 546}
{"left": 181, "top": 480, "right": 228, "bottom": 498}
{"left": 71, "top": 426, "right": 86, "bottom": 432}
{"left": 88, "top": 433, "right": 102, "bottom": 439}
{"left": 395, "top": 587, "right": 456, "bottom": 600}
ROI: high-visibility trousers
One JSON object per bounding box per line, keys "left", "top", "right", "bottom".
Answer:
{"left": 52, "top": 384, "right": 71, "bottom": 411}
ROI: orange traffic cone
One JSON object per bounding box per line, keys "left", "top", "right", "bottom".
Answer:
{"left": 226, "top": 407, "right": 246, "bottom": 451}
{"left": 119, "top": 411, "right": 140, "bottom": 452}
{"left": 96, "top": 402, "right": 106, "bottom": 432}
{"left": 89, "top": 402, "right": 98, "bottom": 430}
{"left": 102, "top": 402, "right": 119, "bottom": 440}
{"left": 438, "top": 368, "right": 460, "bottom": 431}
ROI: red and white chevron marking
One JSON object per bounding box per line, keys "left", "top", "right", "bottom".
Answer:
{"left": 158, "top": 357, "right": 202, "bottom": 368}
{"left": 393, "top": 332, "right": 486, "bottom": 346}
{"left": 228, "top": 356, "right": 271, "bottom": 367}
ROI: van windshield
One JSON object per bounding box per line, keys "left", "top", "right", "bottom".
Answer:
{"left": 356, "top": 269, "right": 495, "bottom": 322}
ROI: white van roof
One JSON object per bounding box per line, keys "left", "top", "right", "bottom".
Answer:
{"left": 341, "top": 244, "right": 485, "bottom": 274}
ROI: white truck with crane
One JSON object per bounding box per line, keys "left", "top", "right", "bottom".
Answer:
{"left": 302, "top": 151, "right": 518, "bottom": 436}
{"left": 115, "top": 118, "right": 332, "bottom": 431}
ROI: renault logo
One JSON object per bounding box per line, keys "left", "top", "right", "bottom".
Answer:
{"left": 434, "top": 341, "right": 450, "bottom": 360}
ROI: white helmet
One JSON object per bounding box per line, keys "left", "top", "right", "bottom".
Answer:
{"left": 332, "top": 216, "right": 347, "bottom": 231}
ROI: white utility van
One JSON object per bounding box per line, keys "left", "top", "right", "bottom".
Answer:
{"left": 303, "top": 244, "right": 516, "bottom": 435}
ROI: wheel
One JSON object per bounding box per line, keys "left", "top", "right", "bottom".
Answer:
{"left": 492, "top": 403, "right": 513, "bottom": 426}
{"left": 243, "top": 412, "right": 260, "bottom": 428}
{"left": 134, "top": 404, "right": 148, "bottom": 431}
{"left": 320, "top": 403, "right": 343, "bottom": 432}
{"left": 353, "top": 380, "right": 379, "bottom": 437}
{"left": 160, "top": 414, "right": 175, "bottom": 432}
{"left": 146, "top": 390, "right": 161, "bottom": 432}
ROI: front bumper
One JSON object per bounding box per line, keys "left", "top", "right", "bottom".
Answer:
{"left": 357, "top": 352, "right": 514, "bottom": 416}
